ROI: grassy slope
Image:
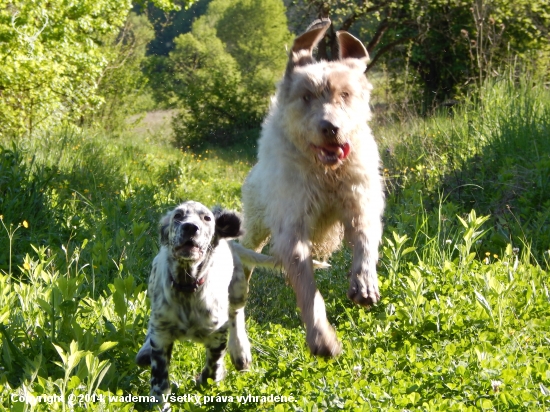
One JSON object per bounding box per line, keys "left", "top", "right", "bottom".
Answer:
{"left": 1, "top": 78, "right": 549, "bottom": 411}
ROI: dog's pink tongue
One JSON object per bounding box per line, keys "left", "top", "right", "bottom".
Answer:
{"left": 323, "top": 143, "right": 351, "bottom": 159}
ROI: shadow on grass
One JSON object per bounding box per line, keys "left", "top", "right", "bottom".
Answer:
{"left": 440, "top": 92, "right": 550, "bottom": 260}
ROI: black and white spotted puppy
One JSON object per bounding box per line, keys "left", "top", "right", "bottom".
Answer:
{"left": 136, "top": 201, "right": 281, "bottom": 404}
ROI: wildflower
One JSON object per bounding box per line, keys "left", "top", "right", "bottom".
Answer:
{"left": 491, "top": 380, "right": 502, "bottom": 392}
{"left": 23, "top": 262, "right": 31, "bottom": 271}
{"left": 445, "top": 239, "right": 452, "bottom": 245}
{"left": 0, "top": 215, "right": 3, "bottom": 220}
{"left": 22, "top": 220, "right": 29, "bottom": 228}
{"left": 485, "top": 252, "right": 490, "bottom": 256}
{"left": 493, "top": 254, "right": 498, "bottom": 259}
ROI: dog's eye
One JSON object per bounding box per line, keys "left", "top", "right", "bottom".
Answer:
{"left": 341, "top": 91, "right": 350, "bottom": 100}
{"left": 173, "top": 212, "right": 183, "bottom": 221}
{"left": 303, "top": 94, "right": 311, "bottom": 103}
{"left": 203, "top": 215, "right": 212, "bottom": 222}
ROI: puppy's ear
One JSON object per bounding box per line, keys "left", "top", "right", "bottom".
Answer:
{"left": 159, "top": 213, "right": 171, "bottom": 245}
{"left": 212, "top": 207, "right": 243, "bottom": 239}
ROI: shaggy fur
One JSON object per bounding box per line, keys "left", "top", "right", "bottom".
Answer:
{"left": 136, "top": 201, "right": 281, "bottom": 405}
{"left": 241, "top": 19, "right": 385, "bottom": 357}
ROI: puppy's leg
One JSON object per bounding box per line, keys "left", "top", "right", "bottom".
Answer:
{"left": 345, "top": 216, "right": 382, "bottom": 306}
{"left": 199, "top": 331, "right": 228, "bottom": 384}
{"left": 228, "top": 264, "right": 252, "bottom": 371}
{"left": 273, "top": 231, "right": 342, "bottom": 357}
{"left": 136, "top": 334, "right": 152, "bottom": 367}
{"left": 149, "top": 335, "right": 174, "bottom": 402}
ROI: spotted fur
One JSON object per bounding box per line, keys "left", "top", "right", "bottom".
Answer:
{"left": 136, "top": 201, "right": 281, "bottom": 405}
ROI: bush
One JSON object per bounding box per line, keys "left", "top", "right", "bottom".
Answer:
{"left": 151, "top": 0, "right": 291, "bottom": 149}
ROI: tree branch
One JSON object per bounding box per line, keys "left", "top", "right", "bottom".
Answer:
{"left": 367, "top": 36, "right": 416, "bottom": 71}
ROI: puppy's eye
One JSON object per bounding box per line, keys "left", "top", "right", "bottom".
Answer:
{"left": 341, "top": 91, "right": 350, "bottom": 100}
{"left": 303, "top": 94, "right": 311, "bottom": 103}
{"left": 173, "top": 212, "right": 183, "bottom": 221}
{"left": 203, "top": 215, "right": 212, "bottom": 222}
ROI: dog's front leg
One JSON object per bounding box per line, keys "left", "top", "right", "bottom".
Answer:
{"left": 274, "top": 232, "right": 342, "bottom": 357}
{"left": 228, "top": 270, "right": 252, "bottom": 371}
{"left": 228, "top": 306, "right": 252, "bottom": 370}
{"left": 150, "top": 336, "right": 174, "bottom": 403}
{"left": 199, "top": 331, "right": 228, "bottom": 383}
{"left": 345, "top": 218, "right": 382, "bottom": 306}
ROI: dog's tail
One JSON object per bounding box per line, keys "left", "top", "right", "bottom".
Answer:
{"left": 230, "top": 242, "right": 330, "bottom": 270}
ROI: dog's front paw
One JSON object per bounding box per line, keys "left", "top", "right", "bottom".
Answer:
{"left": 229, "top": 331, "right": 252, "bottom": 370}
{"left": 229, "top": 340, "right": 252, "bottom": 371}
{"left": 149, "top": 391, "right": 171, "bottom": 411}
{"left": 306, "top": 322, "right": 342, "bottom": 357}
{"left": 347, "top": 272, "right": 380, "bottom": 306}
{"left": 198, "top": 363, "right": 227, "bottom": 384}
{"left": 135, "top": 344, "right": 151, "bottom": 367}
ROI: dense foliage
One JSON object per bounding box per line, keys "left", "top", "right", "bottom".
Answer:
{"left": 287, "top": 0, "right": 550, "bottom": 111}
{"left": 1, "top": 76, "right": 549, "bottom": 411}
{"left": 148, "top": 0, "right": 292, "bottom": 148}
{"left": 1, "top": 1, "right": 549, "bottom": 410}
{"left": 0, "top": 0, "right": 178, "bottom": 138}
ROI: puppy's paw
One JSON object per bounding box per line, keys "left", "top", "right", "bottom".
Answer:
{"left": 229, "top": 333, "right": 252, "bottom": 371}
{"left": 306, "top": 322, "right": 342, "bottom": 357}
{"left": 230, "top": 350, "right": 252, "bottom": 372}
{"left": 135, "top": 341, "right": 152, "bottom": 367}
{"left": 347, "top": 272, "right": 380, "bottom": 307}
{"left": 198, "top": 364, "right": 227, "bottom": 384}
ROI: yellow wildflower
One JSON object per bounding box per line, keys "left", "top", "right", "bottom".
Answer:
{"left": 23, "top": 262, "right": 31, "bottom": 271}
{"left": 22, "top": 220, "right": 29, "bottom": 228}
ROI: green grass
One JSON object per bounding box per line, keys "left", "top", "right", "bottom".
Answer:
{"left": 1, "top": 76, "right": 550, "bottom": 411}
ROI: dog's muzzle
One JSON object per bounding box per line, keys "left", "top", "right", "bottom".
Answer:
{"left": 174, "top": 222, "right": 204, "bottom": 260}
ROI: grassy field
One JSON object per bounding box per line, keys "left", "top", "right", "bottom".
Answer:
{"left": 1, "top": 77, "right": 549, "bottom": 411}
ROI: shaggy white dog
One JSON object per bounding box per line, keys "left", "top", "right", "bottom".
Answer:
{"left": 241, "top": 19, "right": 385, "bottom": 357}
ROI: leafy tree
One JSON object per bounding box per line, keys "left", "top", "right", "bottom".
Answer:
{"left": 158, "top": 0, "right": 292, "bottom": 148}
{"left": 92, "top": 12, "right": 156, "bottom": 132}
{"left": 0, "top": 0, "right": 180, "bottom": 138}
{"left": 287, "top": 0, "right": 550, "bottom": 110}
{"left": 143, "top": 0, "right": 211, "bottom": 56}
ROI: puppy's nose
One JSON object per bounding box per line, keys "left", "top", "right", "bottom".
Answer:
{"left": 320, "top": 120, "right": 339, "bottom": 138}
{"left": 181, "top": 222, "right": 199, "bottom": 237}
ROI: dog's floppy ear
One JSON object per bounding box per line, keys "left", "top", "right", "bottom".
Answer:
{"left": 212, "top": 206, "right": 243, "bottom": 239}
{"left": 159, "top": 212, "right": 171, "bottom": 245}
{"left": 286, "top": 18, "right": 331, "bottom": 75}
{"left": 336, "top": 30, "right": 369, "bottom": 68}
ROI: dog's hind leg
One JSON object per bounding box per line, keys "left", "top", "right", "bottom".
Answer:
{"left": 149, "top": 336, "right": 174, "bottom": 403}
{"left": 240, "top": 227, "right": 270, "bottom": 282}
{"left": 240, "top": 179, "right": 271, "bottom": 281}
{"left": 199, "top": 331, "right": 228, "bottom": 383}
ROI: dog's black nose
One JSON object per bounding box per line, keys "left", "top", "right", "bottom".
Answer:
{"left": 181, "top": 222, "right": 199, "bottom": 236}
{"left": 320, "top": 120, "right": 339, "bottom": 137}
